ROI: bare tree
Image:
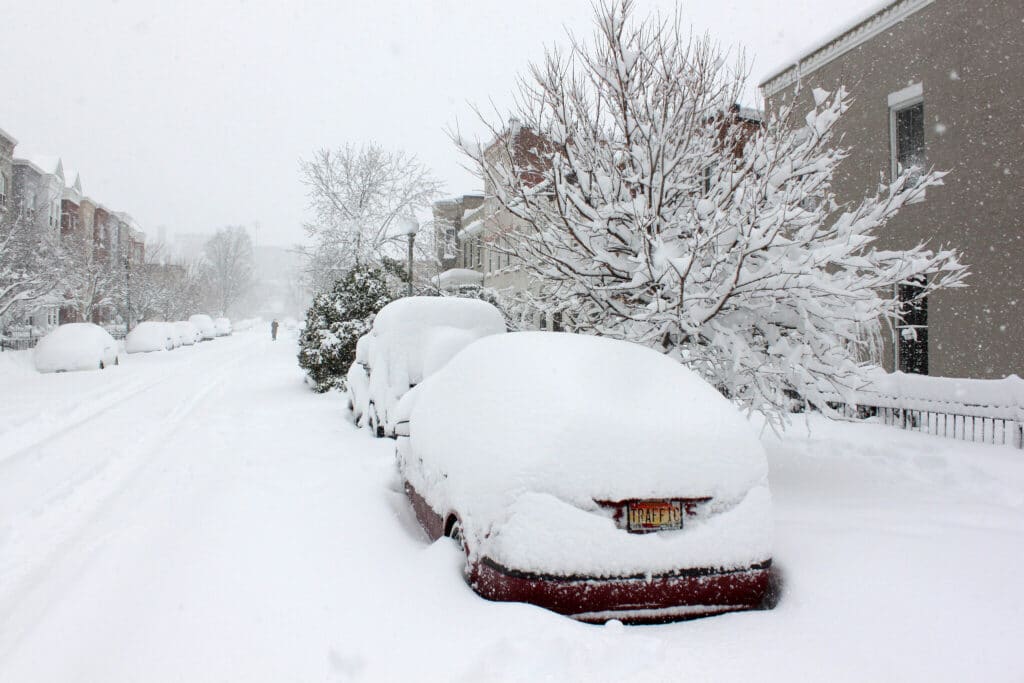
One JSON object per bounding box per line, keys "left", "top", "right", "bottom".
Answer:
{"left": 457, "top": 0, "right": 967, "bottom": 420}
{"left": 299, "top": 143, "right": 443, "bottom": 290}
{"left": 203, "top": 226, "right": 254, "bottom": 316}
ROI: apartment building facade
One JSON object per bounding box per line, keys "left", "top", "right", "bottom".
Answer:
{"left": 759, "top": 0, "right": 1024, "bottom": 379}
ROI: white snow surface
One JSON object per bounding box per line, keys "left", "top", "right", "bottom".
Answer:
{"left": 124, "top": 321, "right": 174, "bottom": 353}
{"left": 32, "top": 322, "right": 119, "bottom": 373}
{"left": 401, "top": 332, "right": 769, "bottom": 574}
{"left": 1, "top": 336, "right": 1022, "bottom": 681}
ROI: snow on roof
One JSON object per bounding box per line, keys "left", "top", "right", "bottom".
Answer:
{"left": 24, "top": 155, "right": 63, "bottom": 178}
{"left": 435, "top": 268, "right": 484, "bottom": 289}
{"left": 0, "top": 126, "right": 17, "bottom": 146}
{"left": 759, "top": 0, "right": 932, "bottom": 96}
{"left": 458, "top": 218, "right": 485, "bottom": 239}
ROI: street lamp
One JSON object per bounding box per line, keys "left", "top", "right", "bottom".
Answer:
{"left": 397, "top": 216, "right": 420, "bottom": 297}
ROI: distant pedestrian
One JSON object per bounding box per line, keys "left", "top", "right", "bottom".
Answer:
{"left": 271, "top": 319, "right": 279, "bottom": 341}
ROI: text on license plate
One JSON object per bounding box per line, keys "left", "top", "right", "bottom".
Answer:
{"left": 627, "top": 500, "right": 682, "bottom": 532}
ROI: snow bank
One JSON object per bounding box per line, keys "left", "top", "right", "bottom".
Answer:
{"left": 33, "top": 323, "right": 119, "bottom": 373}
{"left": 214, "top": 318, "right": 232, "bottom": 336}
{"left": 402, "top": 332, "right": 769, "bottom": 575}
{"left": 125, "top": 322, "right": 173, "bottom": 354}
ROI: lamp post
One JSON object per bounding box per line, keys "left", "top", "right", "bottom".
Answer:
{"left": 397, "top": 216, "right": 420, "bottom": 297}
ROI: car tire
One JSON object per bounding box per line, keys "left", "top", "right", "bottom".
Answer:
{"left": 446, "top": 516, "right": 467, "bottom": 555}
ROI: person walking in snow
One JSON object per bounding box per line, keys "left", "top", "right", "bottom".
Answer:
{"left": 271, "top": 319, "right": 279, "bottom": 341}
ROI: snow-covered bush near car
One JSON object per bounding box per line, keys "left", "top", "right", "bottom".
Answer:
{"left": 125, "top": 321, "right": 175, "bottom": 354}
{"left": 398, "top": 331, "right": 770, "bottom": 577}
{"left": 188, "top": 314, "right": 217, "bottom": 340}
{"left": 298, "top": 264, "right": 393, "bottom": 393}
{"left": 359, "top": 296, "right": 506, "bottom": 436}
{"left": 33, "top": 323, "right": 120, "bottom": 373}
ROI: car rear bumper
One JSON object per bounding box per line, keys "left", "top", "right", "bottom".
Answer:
{"left": 469, "top": 557, "right": 772, "bottom": 624}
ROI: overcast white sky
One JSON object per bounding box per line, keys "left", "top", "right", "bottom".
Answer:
{"left": 2, "top": 0, "right": 867, "bottom": 247}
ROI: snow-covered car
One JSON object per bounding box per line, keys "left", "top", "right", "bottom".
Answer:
{"left": 188, "top": 314, "right": 217, "bottom": 341}
{"left": 174, "top": 320, "right": 201, "bottom": 346}
{"left": 349, "top": 296, "right": 507, "bottom": 438}
{"left": 33, "top": 323, "right": 121, "bottom": 373}
{"left": 164, "top": 322, "right": 184, "bottom": 348}
{"left": 395, "top": 331, "right": 773, "bottom": 624}
{"left": 214, "top": 317, "right": 232, "bottom": 336}
{"left": 125, "top": 321, "right": 176, "bottom": 353}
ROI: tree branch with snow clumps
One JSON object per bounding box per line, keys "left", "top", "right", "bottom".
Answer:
{"left": 457, "top": 0, "right": 968, "bottom": 423}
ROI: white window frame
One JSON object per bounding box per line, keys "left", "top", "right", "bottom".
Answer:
{"left": 888, "top": 83, "right": 925, "bottom": 201}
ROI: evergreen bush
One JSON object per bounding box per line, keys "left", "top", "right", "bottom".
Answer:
{"left": 297, "top": 264, "right": 392, "bottom": 392}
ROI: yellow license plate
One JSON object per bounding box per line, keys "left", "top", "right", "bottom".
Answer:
{"left": 627, "top": 500, "right": 682, "bottom": 532}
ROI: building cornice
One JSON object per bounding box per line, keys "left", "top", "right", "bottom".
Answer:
{"left": 759, "top": 0, "right": 934, "bottom": 98}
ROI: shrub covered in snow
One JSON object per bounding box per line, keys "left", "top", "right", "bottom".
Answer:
{"left": 298, "top": 264, "right": 393, "bottom": 393}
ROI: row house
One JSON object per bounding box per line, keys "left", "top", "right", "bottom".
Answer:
{"left": 759, "top": 0, "right": 1023, "bottom": 379}
{"left": 432, "top": 122, "right": 559, "bottom": 330}
{"left": 0, "top": 124, "right": 146, "bottom": 331}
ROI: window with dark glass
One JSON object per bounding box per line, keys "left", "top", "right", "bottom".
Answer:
{"left": 897, "top": 279, "right": 928, "bottom": 375}
{"left": 895, "top": 102, "right": 925, "bottom": 186}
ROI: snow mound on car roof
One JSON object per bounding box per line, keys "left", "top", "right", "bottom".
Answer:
{"left": 125, "top": 321, "right": 172, "bottom": 353}
{"left": 33, "top": 323, "right": 116, "bottom": 373}
{"left": 367, "top": 297, "right": 507, "bottom": 423}
{"left": 406, "top": 332, "right": 767, "bottom": 535}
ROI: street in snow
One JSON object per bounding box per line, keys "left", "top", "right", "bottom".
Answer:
{"left": 1, "top": 330, "right": 1021, "bottom": 681}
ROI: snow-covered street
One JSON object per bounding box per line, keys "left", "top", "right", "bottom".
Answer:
{"left": 2, "top": 330, "right": 1023, "bottom": 682}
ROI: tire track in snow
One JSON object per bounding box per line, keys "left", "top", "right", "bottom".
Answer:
{"left": 0, "top": 339, "right": 258, "bottom": 663}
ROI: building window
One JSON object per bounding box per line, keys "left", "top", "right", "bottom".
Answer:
{"left": 443, "top": 226, "right": 457, "bottom": 260}
{"left": 889, "top": 83, "right": 925, "bottom": 189}
{"left": 0, "top": 173, "right": 6, "bottom": 207}
{"left": 896, "top": 279, "right": 928, "bottom": 375}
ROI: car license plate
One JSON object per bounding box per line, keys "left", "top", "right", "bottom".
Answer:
{"left": 627, "top": 500, "right": 682, "bottom": 532}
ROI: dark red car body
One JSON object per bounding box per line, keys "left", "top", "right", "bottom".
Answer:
{"left": 404, "top": 481, "right": 772, "bottom": 624}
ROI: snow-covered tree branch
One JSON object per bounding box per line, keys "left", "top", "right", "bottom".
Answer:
{"left": 0, "top": 205, "right": 61, "bottom": 322}
{"left": 457, "top": 0, "right": 968, "bottom": 421}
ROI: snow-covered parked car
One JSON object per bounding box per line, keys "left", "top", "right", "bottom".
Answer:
{"left": 125, "top": 321, "right": 176, "bottom": 353}
{"left": 33, "top": 323, "right": 121, "bottom": 373}
{"left": 214, "top": 317, "right": 232, "bottom": 336}
{"left": 188, "top": 314, "right": 217, "bottom": 341}
{"left": 174, "top": 320, "right": 201, "bottom": 346}
{"left": 348, "top": 296, "right": 506, "bottom": 438}
{"left": 395, "top": 331, "right": 773, "bottom": 624}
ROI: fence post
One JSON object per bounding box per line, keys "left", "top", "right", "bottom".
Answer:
{"left": 1014, "top": 422, "right": 1024, "bottom": 450}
